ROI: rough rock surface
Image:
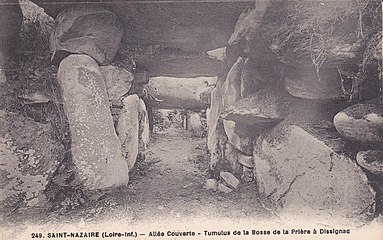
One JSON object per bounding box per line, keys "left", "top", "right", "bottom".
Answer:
{"left": 220, "top": 171, "right": 240, "bottom": 190}
{"left": 223, "top": 120, "right": 253, "bottom": 156}
{"left": 357, "top": 150, "right": 383, "bottom": 176}
{"left": 146, "top": 76, "right": 217, "bottom": 110}
{"left": 222, "top": 86, "right": 294, "bottom": 126}
{"left": 240, "top": 57, "right": 261, "bottom": 98}
{"left": 222, "top": 142, "right": 244, "bottom": 177}
{"left": 0, "top": 110, "right": 64, "bottom": 207}
{"left": 242, "top": 166, "right": 254, "bottom": 182}
{"left": 100, "top": 65, "right": 134, "bottom": 105}
{"left": 334, "top": 98, "right": 383, "bottom": 143}
{"left": 51, "top": 6, "right": 123, "bottom": 65}
{"left": 58, "top": 54, "right": 129, "bottom": 189}
{"left": 117, "top": 94, "right": 140, "bottom": 171}
{"left": 284, "top": 65, "right": 344, "bottom": 100}
{"left": 253, "top": 121, "right": 376, "bottom": 223}
{"left": 120, "top": 44, "right": 223, "bottom": 78}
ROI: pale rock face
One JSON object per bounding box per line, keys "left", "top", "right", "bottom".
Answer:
{"left": 334, "top": 98, "right": 383, "bottom": 144}
{"left": 58, "top": 54, "right": 129, "bottom": 189}
{"left": 220, "top": 171, "right": 240, "bottom": 190}
{"left": 253, "top": 121, "right": 376, "bottom": 224}
{"left": 51, "top": 6, "right": 123, "bottom": 65}
{"left": 117, "top": 94, "right": 140, "bottom": 172}
{"left": 0, "top": 110, "right": 64, "bottom": 207}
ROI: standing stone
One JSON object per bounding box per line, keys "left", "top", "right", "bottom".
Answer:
{"left": 0, "top": 51, "right": 5, "bottom": 84}
{"left": 51, "top": 6, "right": 123, "bottom": 65}
{"left": 138, "top": 99, "right": 150, "bottom": 151}
{"left": 58, "top": 54, "right": 129, "bottom": 189}
{"left": 117, "top": 94, "right": 140, "bottom": 171}
{"left": 100, "top": 65, "right": 134, "bottom": 105}
{"left": 187, "top": 112, "right": 203, "bottom": 136}
{"left": 357, "top": 150, "right": 383, "bottom": 176}
{"left": 207, "top": 88, "right": 223, "bottom": 152}
{"left": 253, "top": 121, "right": 376, "bottom": 223}
{"left": 334, "top": 98, "right": 383, "bottom": 143}
{"left": 222, "top": 57, "right": 243, "bottom": 109}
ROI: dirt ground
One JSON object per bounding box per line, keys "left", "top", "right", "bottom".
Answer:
{"left": 2, "top": 128, "right": 271, "bottom": 229}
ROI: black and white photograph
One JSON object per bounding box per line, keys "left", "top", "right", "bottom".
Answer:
{"left": 0, "top": 0, "right": 382, "bottom": 239}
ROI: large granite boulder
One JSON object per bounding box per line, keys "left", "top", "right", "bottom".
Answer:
{"left": 222, "top": 86, "right": 294, "bottom": 126}
{"left": 34, "top": 1, "right": 249, "bottom": 52}
{"left": 51, "top": 6, "right": 123, "bottom": 65}
{"left": 334, "top": 98, "right": 383, "bottom": 144}
{"left": 117, "top": 95, "right": 140, "bottom": 172}
{"left": 0, "top": 110, "right": 64, "bottom": 208}
{"left": 253, "top": 119, "right": 376, "bottom": 224}
{"left": 100, "top": 65, "right": 134, "bottom": 105}
{"left": 119, "top": 44, "right": 223, "bottom": 78}
{"left": 58, "top": 54, "right": 129, "bottom": 189}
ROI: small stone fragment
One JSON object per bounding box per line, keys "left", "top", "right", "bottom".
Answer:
{"left": 220, "top": 171, "right": 240, "bottom": 190}
{"left": 204, "top": 179, "right": 218, "bottom": 191}
{"left": 218, "top": 182, "right": 233, "bottom": 194}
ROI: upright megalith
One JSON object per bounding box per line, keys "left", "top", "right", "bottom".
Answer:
{"left": 58, "top": 54, "right": 129, "bottom": 189}
{"left": 0, "top": 51, "right": 5, "bottom": 84}
{"left": 117, "top": 94, "right": 140, "bottom": 172}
